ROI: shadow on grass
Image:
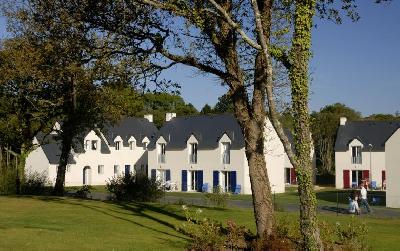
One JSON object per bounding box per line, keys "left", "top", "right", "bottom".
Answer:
{"left": 23, "top": 195, "right": 190, "bottom": 241}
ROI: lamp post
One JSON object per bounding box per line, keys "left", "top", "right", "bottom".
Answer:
{"left": 368, "top": 143, "right": 373, "bottom": 188}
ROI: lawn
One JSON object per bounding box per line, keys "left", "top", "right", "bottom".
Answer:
{"left": 1, "top": 196, "right": 400, "bottom": 250}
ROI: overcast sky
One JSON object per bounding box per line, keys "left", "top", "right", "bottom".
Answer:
{"left": 1, "top": 1, "right": 398, "bottom": 116}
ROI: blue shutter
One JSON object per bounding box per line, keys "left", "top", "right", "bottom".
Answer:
{"left": 166, "top": 169, "right": 171, "bottom": 181}
{"left": 197, "top": 170, "right": 203, "bottom": 192}
{"left": 182, "top": 170, "right": 187, "bottom": 191}
{"left": 213, "top": 171, "right": 219, "bottom": 189}
{"left": 125, "top": 165, "right": 131, "bottom": 175}
{"left": 230, "top": 171, "right": 237, "bottom": 193}
{"left": 151, "top": 169, "right": 156, "bottom": 181}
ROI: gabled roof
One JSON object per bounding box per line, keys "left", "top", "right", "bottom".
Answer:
{"left": 102, "top": 117, "right": 158, "bottom": 147}
{"left": 148, "top": 113, "right": 244, "bottom": 150}
{"left": 334, "top": 121, "right": 400, "bottom": 152}
{"left": 35, "top": 132, "right": 77, "bottom": 165}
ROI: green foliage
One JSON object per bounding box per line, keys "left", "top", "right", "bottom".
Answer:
{"left": 106, "top": 173, "right": 163, "bottom": 202}
{"left": 200, "top": 104, "right": 213, "bottom": 114}
{"left": 311, "top": 103, "right": 361, "bottom": 175}
{"left": 204, "top": 186, "right": 231, "bottom": 208}
{"left": 75, "top": 185, "right": 92, "bottom": 199}
{"left": 0, "top": 166, "right": 17, "bottom": 195}
{"left": 213, "top": 94, "right": 234, "bottom": 114}
{"left": 333, "top": 217, "right": 369, "bottom": 250}
{"left": 364, "top": 113, "right": 400, "bottom": 121}
{"left": 178, "top": 206, "right": 251, "bottom": 250}
{"left": 21, "top": 171, "right": 51, "bottom": 195}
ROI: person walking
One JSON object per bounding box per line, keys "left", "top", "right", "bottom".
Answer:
{"left": 360, "top": 181, "right": 371, "bottom": 213}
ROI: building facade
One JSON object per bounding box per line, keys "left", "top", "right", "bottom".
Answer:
{"left": 335, "top": 117, "right": 400, "bottom": 191}
{"left": 25, "top": 117, "right": 157, "bottom": 186}
{"left": 147, "top": 113, "right": 302, "bottom": 194}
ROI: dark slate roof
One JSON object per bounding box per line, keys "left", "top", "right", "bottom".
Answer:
{"left": 334, "top": 121, "right": 400, "bottom": 152}
{"left": 35, "top": 132, "right": 77, "bottom": 165}
{"left": 148, "top": 113, "right": 244, "bottom": 150}
{"left": 102, "top": 117, "right": 158, "bottom": 147}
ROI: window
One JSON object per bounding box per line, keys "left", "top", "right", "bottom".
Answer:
{"left": 98, "top": 165, "right": 104, "bottom": 174}
{"left": 129, "top": 141, "right": 135, "bottom": 150}
{"left": 351, "top": 146, "right": 362, "bottom": 164}
{"left": 189, "top": 143, "right": 198, "bottom": 164}
{"left": 91, "top": 140, "right": 98, "bottom": 150}
{"left": 115, "top": 141, "right": 121, "bottom": 150}
{"left": 114, "top": 165, "right": 119, "bottom": 175}
{"left": 222, "top": 143, "right": 230, "bottom": 164}
{"left": 158, "top": 143, "right": 166, "bottom": 163}
{"left": 66, "top": 165, "right": 71, "bottom": 173}
{"left": 85, "top": 140, "right": 90, "bottom": 150}
{"left": 143, "top": 142, "right": 148, "bottom": 150}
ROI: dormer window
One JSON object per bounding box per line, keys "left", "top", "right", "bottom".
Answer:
{"left": 91, "top": 140, "right": 98, "bottom": 150}
{"left": 158, "top": 143, "right": 166, "bottom": 163}
{"left": 222, "top": 142, "right": 230, "bottom": 164}
{"left": 351, "top": 146, "right": 362, "bottom": 164}
{"left": 115, "top": 141, "right": 121, "bottom": 150}
{"left": 85, "top": 140, "right": 90, "bottom": 150}
{"left": 129, "top": 141, "right": 135, "bottom": 150}
{"left": 190, "top": 143, "right": 198, "bottom": 164}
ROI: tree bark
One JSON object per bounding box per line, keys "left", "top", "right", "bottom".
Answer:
{"left": 289, "top": 0, "right": 323, "bottom": 249}
{"left": 53, "top": 132, "right": 73, "bottom": 196}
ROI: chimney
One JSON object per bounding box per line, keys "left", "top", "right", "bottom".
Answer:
{"left": 165, "top": 113, "right": 176, "bottom": 122}
{"left": 340, "top": 117, "right": 347, "bottom": 126}
{"left": 144, "top": 114, "right": 153, "bottom": 123}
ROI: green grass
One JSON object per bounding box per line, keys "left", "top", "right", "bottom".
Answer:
{"left": 1, "top": 196, "right": 400, "bottom": 250}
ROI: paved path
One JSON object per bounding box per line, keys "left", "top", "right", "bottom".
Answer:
{"left": 70, "top": 191, "right": 400, "bottom": 218}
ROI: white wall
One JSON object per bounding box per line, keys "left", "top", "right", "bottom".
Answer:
{"left": 335, "top": 139, "right": 386, "bottom": 189}
{"left": 25, "top": 146, "right": 50, "bottom": 178}
{"left": 148, "top": 119, "right": 290, "bottom": 194}
{"left": 29, "top": 130, "right": 149, "bottom": 187}
{"left": 386, "top": 129, "right": 400, "bottom": 208}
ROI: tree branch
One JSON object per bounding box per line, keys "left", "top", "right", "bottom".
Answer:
{"left": 160, "top": 49, "right": 229, "bottom": 80}
{"left": 206, "top": 0, "right": 261, "bottom": 50}
{"left": 250, "top": 0, "right": 298, "bottom": 168}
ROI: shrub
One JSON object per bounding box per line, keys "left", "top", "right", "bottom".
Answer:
{"left": 0, "top": 166, "right": 17, "bottom": 195}
{"left": 106, "top": 173, "right": 163, "bottom": 202}
{"left": 334, "top": 216, "right": 369, "bottom": 250}
{"left": 204, "top": 186, "right": 230, "bottom": 208}
{"left": 75, "top": 185, "right": 92, "bottom": 199}
{"left": 21, "top": 171, "right": 51, "bottom": 195}
{"left": 178, "top": 206, "right": 253, "bottom": 250}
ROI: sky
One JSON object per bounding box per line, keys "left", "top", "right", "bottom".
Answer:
{"left": 0, "top": 1, "right": 398, "bottom": 116}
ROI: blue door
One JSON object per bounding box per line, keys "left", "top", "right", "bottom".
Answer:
{"left": 151, "top": 169, "right": 156, "bottom": 181}
{"left": 213, "top": 171, "right": 219, "bottom": 190}
{"left": 229, "top": 171, "right": 237, "bottom": 192}
{"left": 182, "top": 170, "right": 187, "bottom": 191}
{"left": 166, "top": 169, "right": 171, "bottom": 181}
{"left": 125, "top": 165, "right": 131, "bottom": 176}
{"left": 196, "top": 170, "right": 203, "bottom": 192}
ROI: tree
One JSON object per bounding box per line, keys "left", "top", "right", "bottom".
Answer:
{"left": 311, "top": 103, "right": 361, "bottom": 175}
{"left": 0, "top": 37, "right": 57, "bottom": 193}
{"left": 364, "top": 113, "right": 400, "bottom": 121}
{"left": 200, "top": 104, "right": 213, "bottom": 114}
{"left": 213, "top": 94, "right": 234, "bottom": 114}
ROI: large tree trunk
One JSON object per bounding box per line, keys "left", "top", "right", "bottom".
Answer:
{"left": 230, "top": 83, "right": 274, "bottom": 238}
{"left": 289, "top": 0, "right": 323, "bottom": 249}
{"left": 53, "top": 132, "right": 73, "bottom": 196}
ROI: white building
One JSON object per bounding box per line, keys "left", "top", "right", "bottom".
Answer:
{"left": 335, "top": 117, "right": 400, "bottom": 191}
{"left": 385, "top": 128, "right": 400, "bottom": 208}
{"left": 147, "top": 113, "right": 302, "bottom": 194}
{"left": 25, "top": 113, "right": 312, "bottom": 194}
{"left": 25, "top": 117, "right": 158, "bottom": 186}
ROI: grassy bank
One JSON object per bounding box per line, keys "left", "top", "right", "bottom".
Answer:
{"left": 1, "top": 196, "right": 400, "bottom": 250}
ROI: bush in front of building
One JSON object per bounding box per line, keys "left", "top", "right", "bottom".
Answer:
{"left": 21, "top": 171, "right": 52, "bottom": 195}
{"left": 106, "top": 173, "right": 163, "bottom": 202}
{"left": 204, "top": 186, "right": 231, "bottom": 208}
